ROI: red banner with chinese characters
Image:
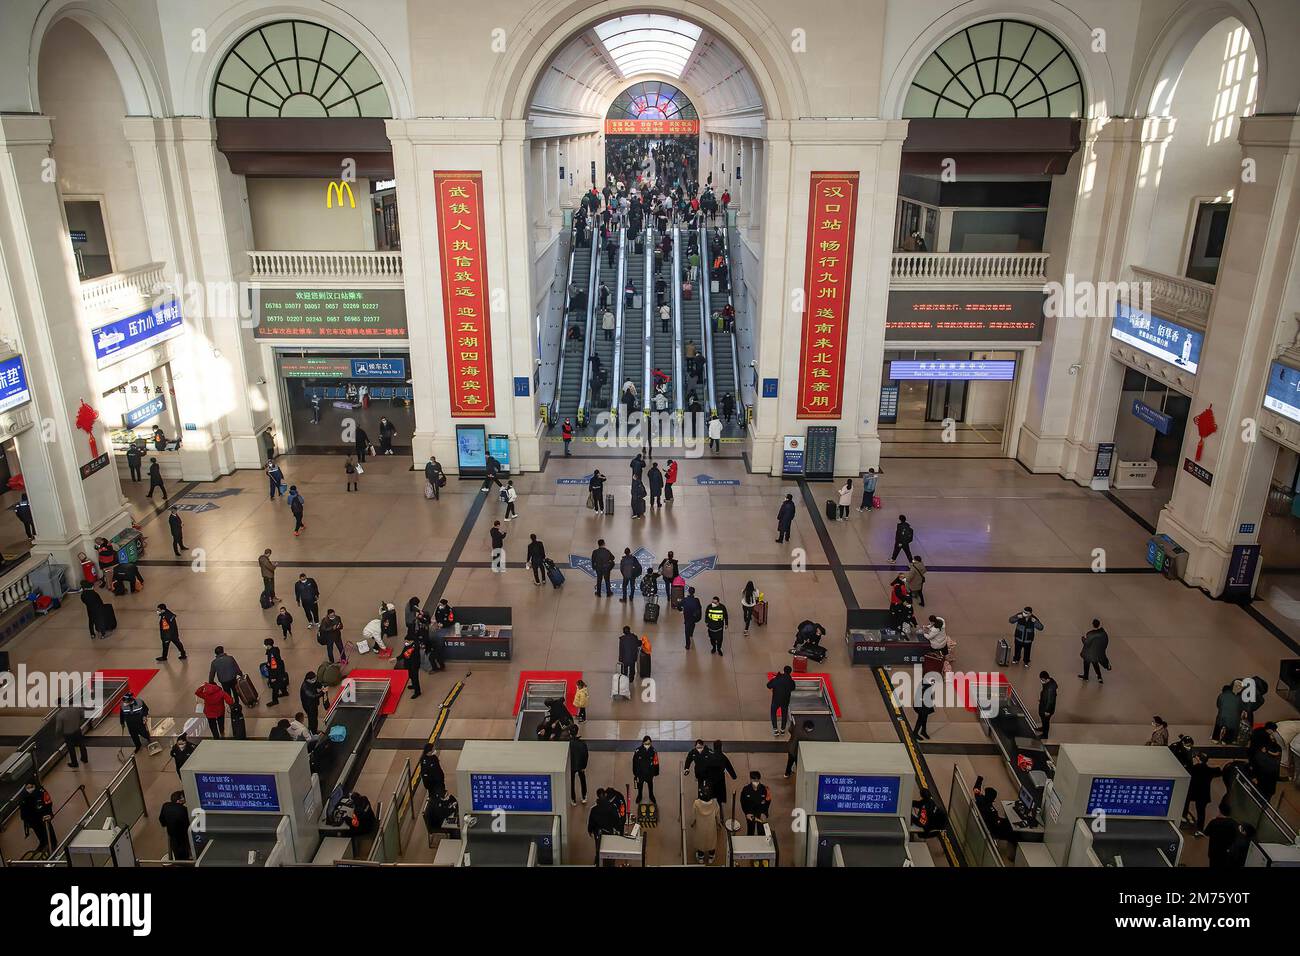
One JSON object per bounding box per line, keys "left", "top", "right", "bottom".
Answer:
{"left": 434, "top": 171, "right": 495, "bottom": 417}
{"left": 796, "top": 172, "right": 859, "bottom": 419}
{"left": 604, "top": 119, "right": 700, "bottom": 136}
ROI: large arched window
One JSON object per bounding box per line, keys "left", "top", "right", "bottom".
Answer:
{"left": 212, "top": 20, "right": 390, "bottom": 117}
{"left": 903, "top": 20, "right": 1083, "bottom": 118}
{"left": 607, "top": 81, "right": 698, "bottom": 121}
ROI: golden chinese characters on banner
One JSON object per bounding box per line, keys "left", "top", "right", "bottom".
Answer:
{"left": 797, "top": 172, "right": 859, "bottom": 419}
{"left": 603, "top": 119, "right": 700, "bottom": 136}
{"left": 434, "top": 171, "right": 495, "bottom": 417}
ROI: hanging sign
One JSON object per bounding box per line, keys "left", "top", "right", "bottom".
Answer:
{"left": 123, "top": 396, "right": 166, "bottom": 429}
{"left": 796, "top": 172, "right": 859, "bottom": 419}
{"left": 1131, "top": 399, "right": 1173, "bottom": 435}
{"left": 604, "top": 119, "right": 700, "bottom": 135}
{"left": 434, "top": 171, "right": 495, "bottom": 417}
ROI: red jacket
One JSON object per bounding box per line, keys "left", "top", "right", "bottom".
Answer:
{"left": 666, "top": 461, "right": 678, "bottom": 485}
{"left": 196, "top": 683, "right": 233, "bottom": 719}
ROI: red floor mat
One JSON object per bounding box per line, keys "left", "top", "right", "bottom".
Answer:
{"left": 345, "top": 669, "right": 408, "bottom": 715}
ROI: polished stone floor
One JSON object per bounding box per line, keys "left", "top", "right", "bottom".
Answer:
{"left": 1, "top": 452, "right": 1297, "bottom": 865}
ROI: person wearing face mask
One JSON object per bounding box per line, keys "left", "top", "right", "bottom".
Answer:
{"left": 154, "top": 603, "right": 187, "bottom": 662}
{"left": 19, "top": 780, "right": 55, "bottom": 855}
{"left": 683, "top": 738, "right": 712, "bottom": 791}
{"left": 632, "top": 735, "right": 660, "bottom": 804}
{"left": 739, "top": 771, "right": 772, "bottom": 836}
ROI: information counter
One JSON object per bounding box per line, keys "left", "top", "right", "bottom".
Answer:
{"left": 436, "top": 606, "right": 512, "bottom": 661}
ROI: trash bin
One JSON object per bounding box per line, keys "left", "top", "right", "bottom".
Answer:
{"left": 111, "top": 527, "right": 144, "bottom": 564}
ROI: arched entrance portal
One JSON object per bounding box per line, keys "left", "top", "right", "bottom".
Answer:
{"left": 605, "top": 81, "right": 700, "bottom": 191}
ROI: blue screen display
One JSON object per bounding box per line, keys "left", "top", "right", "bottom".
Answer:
{"left": 815, "top": 774, "right": 900, "bottom": 814}
{"left": 1264, "top": 362, "right": 1300, "bottom": 424}
{"left": 91, "top": 298, "right": 184, "bottom": 369}
{"left": 350, "top": 358, "right": 406, "bottom": 379}
{"left": 487, "top": 434, "right": 511, "bottom": 471}
{"left": 123, "top": 396, "right": 166, "bottom": 429}
{"left": 194, "top": 772, "right": 281, "bottom": 812}
{"left": 888, "top": 360, "right": 1016, "bottom": 381}
{"left": 1111, "top": 302, "right": 1202, "bottom": 374}
{"left": 456, "top": 425, "right": 486, "bottom": 470}
{"left": 469, "top": 772, "right": 552, "bottom": 812}
{"left": 1086, "top": 776, "right": 1174, "bottom": 817}
{"left": 0, "top": 354, "right": 31, "bottom": 414}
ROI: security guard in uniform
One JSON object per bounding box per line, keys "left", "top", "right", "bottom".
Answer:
{"left": 739, "top": 771, "right": 773, "bottom": 836}
{"left": 705, "top": 596, "right": 729, "bottom": 655}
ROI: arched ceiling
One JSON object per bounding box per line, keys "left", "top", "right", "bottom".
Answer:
{"left": 528, "top": 13, "right": 762, "bottom": 120}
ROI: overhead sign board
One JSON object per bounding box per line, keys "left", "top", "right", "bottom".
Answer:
{"left": 1131, "top": 398, "right": 1173, "bottom": 434}
{"left": 0, "top": 354, "right": 32, "bottom": 414}
{"left": 253, "top": 288, "right": 408, "bottom": 339}
{"left": 91, "top": 298, "right": 184, "bottom": 369}
{"left": 887, "top": 360, "right": 1017, "bottom": 381}
{"left": 604, "top": 119, "right": 700, "bottom": 135}
{"left": 1263, "top": 361, "right": 1300, "bottom": 424}
{"left": 279, "top": 357, "right": 407, "bottom": 379}
{"left": 123, "top": 396, "right": 166, "bottom": 429}
{"left": 1111, "top": 302, "right": 1202, "bottom": 374}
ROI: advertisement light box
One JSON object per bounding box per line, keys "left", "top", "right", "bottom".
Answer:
{"left": 1111, "top": 302, "right": 1202, "bottom": 374}
{"left": 1264, "top": 362, "right": 1300, "bottom": 424}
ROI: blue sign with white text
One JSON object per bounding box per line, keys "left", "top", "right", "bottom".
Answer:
{"left": 350, "top": 358, "right": 406, "bottom": 379}
{"left": 1086, "top": 776, "right": 1174, "bottom": 817}
{"left": 1111, "top": 302, "right": 1202, "bottom": 374}
{"left": 1264, "top": 362, "right": 1300, "bottom": 424}
{"left": 0, "top": 354, "right": 32, "bottom": 414}
{"left": 1131, "top": 399, "right": 1173, "bottom": 435}
{"left": 469, "top": 772, "right": 552, "bottom": 812}
{"left": 762, "top": 378, "right": 778, "bottom": 399}
{"left": 514, "top": 376, "right": 530, "bottom": 397}
{"left": 91, "top": 298, "right": 184, "bottom": 369}
{"left": 194, "top": 772, "right": 280, "bottom": 812}
{"left": 888, "top": 360, "right": 1016, "bottom": 381}
{"left": 815, "top": 774, "right": 901, "bottom": 814}
{"left": 123, "top": 396, "right": 166, "bottom": 429}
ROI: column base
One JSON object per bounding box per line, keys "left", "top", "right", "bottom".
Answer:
{"left": 749, "top": 433, "right": 777, "bottom": 475}
{"left": 1157, "top": 509, "right": 1232, "bottom": 597}
{"left": 1016, "top": 424, "right": 1067, "bottom": 474}
{"left": 31, "top": 508, "right": 133, "bottom": 576}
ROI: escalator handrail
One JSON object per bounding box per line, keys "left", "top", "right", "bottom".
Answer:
{"left": 698, "top": 227, "right": 718, "bottom": 417}
{"left": 550, "top": 218, "right": 581, "bottom": 425}
{"left": 720, "top": 221, "right": 747, "bottom": 427}
{"left": 609, "top": 227, "right": 628, "bottom": 422}
{"left": 642, "top": 225, "right": 653, "bottom": 415}
{"left": 575, "top": 224, "right": 600, "bottom": 426}
{"left": 671, "top": 227, "right": 684, "bottom": 416}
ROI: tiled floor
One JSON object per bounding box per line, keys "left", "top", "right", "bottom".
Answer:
{"left": 1, "top": 452, "right": 1296, "bottom": 865}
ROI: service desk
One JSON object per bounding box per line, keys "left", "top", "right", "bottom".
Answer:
{"left": 845, "top": 608, "right": 928, "bottom": 666}
{"left": 435, "top": 606, "right": 513, "bottom": 661}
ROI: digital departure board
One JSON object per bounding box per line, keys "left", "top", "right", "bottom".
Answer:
{"left": 815, "top": 774, "right": 900, "bottom": 814}
{"left": 194, "top": 772, "right": 281, "bottom": 812}
{"left": 1086, "top": 776, "right": 1174, "bottom": 817}
{"left": 253, "top": 288, "right": 408, "bottom": 339}
{"left": 469, "top": 772, "right": 552, "bottom": 812}
{"left": 804, "top": 426, "right": 837, "bottom": 481}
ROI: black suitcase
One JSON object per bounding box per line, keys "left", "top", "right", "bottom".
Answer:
{"left": 229, "top": 702, "right": 247, "bottom": 740}
{"left": 638, "top": 649, "right": 652, "bottom": 678}
{"left": 546, "top": 562, "right": 565, "bottom": 588}
{"left": 97, "top": 604, "right": 117, "bottom": 636}
{"left": 259, "top": 592, "right": 274, "bottom": 609}
{"left": 643, "top": 600, "right": 659, "bottom": 623}
{"left": 605, "top": 494, "right": 615, "bottom": 515}
{"left": 825, "top": 499, "right": 836, "bottom": 521}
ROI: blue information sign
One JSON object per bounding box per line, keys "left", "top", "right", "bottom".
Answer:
{"left": 194, "top": 772, "right": 281, "bottom": 812}
{"left": 487, "top": 433, "right": 511, "bottom": 473}
{"left": 1111, "top": 302, "right": 1202, "bottom": 374}
{"left": 350, "top": 358, "right": 406, "bottom": 379}
{"left": 782, "top": 436, "right": 805, "bottom": 478}
{"left": 456, "top": 424, "right": 487, "bottom": 475}
{"left": 762, "top": 378, "right": 778, "bottom": 399}
{"left": 91, "top": 298, "right": 184, "bottom": 369}
{"left": 815, "top": 774, "right": 901, "bottom": 814}
{"left": 123, "top": 396, "right": 166, "bottom": 429}
{"left": 888, "top": 360, "right": 1016, "bottom": 381}
{"left": 514, "top": 376, "right": 530, "bottom": 397}
{"left": 1264, "top": 361, "right": 1300, "bottom": 424}
{"left": 1086, "top": 776, "right": 1174, "bottom": 817}
{"left": 1131, "top": 398, "right": 1173, "bottom": 435}
{"left": 0, "top": 354, "right": 32, "bottom": 414}
{"left": 469, "top": 772, "right": 553, "bottom": 812}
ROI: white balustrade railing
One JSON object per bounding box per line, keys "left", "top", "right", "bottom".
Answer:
{"left": 1131, "top": 265, "right": 1214, "bottom": 323}
{"left": 890, "top": 252, "right": 1050, "bottom": 287}
{"left": 248, "top": 250, "right": 403, "bottom": 281}
{"left": 79, "top": 262, "right": 166, "bottom": 313}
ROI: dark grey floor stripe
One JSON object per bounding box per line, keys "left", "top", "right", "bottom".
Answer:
{"left": 797, "top": 479, "right": 859, "bottom": 610}
{"left": 1103, "top": 491, "right": 1158, "bottom": 534}
{"left": 422, "top": 480, "right": 491, "bottom": 610}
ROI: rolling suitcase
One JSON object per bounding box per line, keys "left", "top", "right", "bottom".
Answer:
{"left": 229, "top": 702, "right": 247, "bottom": 740}
{"left": 611, "top": 672, "right": 631, "bottom": 700}
{"left": 259, "top": 591, "right": 274, "bottom": 609}
{"left": 605, "top": 494, "right": 615, "bottom": 515}
{"left": 792, "top": 656, "right": 808, "bottom": 673}
{"left": 235, "top": 673, "right": 260, "bottom": 706}
{"left": 996, "top": 639, "right": 1012, "bottom": 667}
{"left": 669, "top": 583, "right": 685, "bottom": 610}
{"left": 97, "top": 604, "right": 117, "bottom": 637}
{"left": 753, "top": 600, "right": 768, "bottom": 626}
{"left": 825, "top": 499, "right": 837, "bottom": 521}
{"left": 546, "top": 560, "right": 565, "bottom": 589}
{"left": 638, "top": 649, "right": 652, "bottom": 678}
{"left": 643, "top": 599, "right": 660, "bottom": 623}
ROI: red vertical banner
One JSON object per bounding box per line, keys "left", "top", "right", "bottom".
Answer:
{"left": 434, "top": 170, "right": 495, "bottom": 417}
{"left": 796, "top": 172, "right": 859, "bottom": 419}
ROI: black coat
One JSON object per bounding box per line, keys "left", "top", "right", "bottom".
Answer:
{"left": 776, "top": 500, "right": 796, "bottom": 531}
{"left": 420, "top": 753, "right": 446, "bottom": 794}
{"left": 591, "top": 547, "right": 615, "bottom": 574}
{"left": 158, "top": 610, "right": 180, "bottom": 641}
{"left": 767, "top": 672, "right": 796, "bottom": 705}
{"left": 1187, "top": 762, "right": 1222, "bottom": 803}
{"left": 632, "top": 744, "right": 659, "bottom": 780}
{"left": 739, "top": 783, "right": 771, "bottom": 818}
{"left": 681, "top": 595, "right": 702, "bottom": 623}
{"left": 620, "top": 555, "right": 643, "bottom": 580}
{"left": 168, "top": 514, "right": 183, "bottom": 538}
{"left": 618, "top": 631, "right": 641, "bottom": 665}
{"left": 295, "top": 577, "right": 320, "bottom": 606}
{"left": 648, "top": 468, "right": 664, "bottom": 493}
{"left": 300, "top": 678, "right": 325, "bottom": 711}
{"left": 80, "top": 588, "right": 104, "bottom": 621}
{"left": 1038, "top": 678, "right": 1057, "bottom": 714}
{"left": 570, "top": 737, "right": 590, "bottom": 772}
{"left": 526, "top": 540, "right": 547, "bottom": 567}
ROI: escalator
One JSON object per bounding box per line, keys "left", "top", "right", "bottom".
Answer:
{"left": 651, "top": 228, "right": 679, "bottom": 419}
{"left": 555, "top": 229, "right": 595, "bottom": 422}
{"left": 705, "top": 226, "right": 738, "bottom": 423}
{"left": 691, "top": 227, "right": 718, "bottom": 416}
{"left": 588, "top": 229, "right": 621, "bottom": 415}
{"left": 618, "top": 229, "right": 648, "bottom": 424}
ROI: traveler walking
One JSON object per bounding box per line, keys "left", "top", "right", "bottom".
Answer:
{"left": 155, "top": 603, "right": 187, "bottom": 661}
{"left": 168, "top": 507, "right": 186, "bottom": 556}
{"left": 318, "top": 610, "right": 347, "bottom": 664}
{"left": 196, "top": 681, "right": 234, "bottom": 738}
{"left": 891, "top": 515, "right": 915, "bottom": 563}
{"left": 526, "top": 534, "right": 547, "bottom": 586}
{"left": 490, "top": 520, "right": 507, "bottom": 572}
{"left": 295, "top": 573, "right": 320, "bottom": 627}
{"left": 1079, "top": 619, "right": 1109, "bottom": 683}
{"left": 704, "top": 596, "right": 728, "bottom": 655}
{"left": 146, "top": 458, "right": 167, "bottom": 500}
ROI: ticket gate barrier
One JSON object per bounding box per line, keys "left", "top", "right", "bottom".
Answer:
{"left": 515, "top": 678, "right": 571, "bottom": 740}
